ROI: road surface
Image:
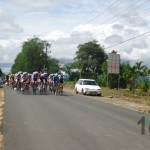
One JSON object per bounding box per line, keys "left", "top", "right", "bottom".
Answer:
{"left": 3, "top": 87, "right": 150, "bottom": 150}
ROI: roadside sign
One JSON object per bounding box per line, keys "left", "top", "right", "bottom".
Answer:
{"left": 108, "top": 53, "right": 120, "bottom": 74}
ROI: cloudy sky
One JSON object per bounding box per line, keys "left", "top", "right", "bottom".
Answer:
{"left": 0, "top": 0, "right": 150, "bottom": 72}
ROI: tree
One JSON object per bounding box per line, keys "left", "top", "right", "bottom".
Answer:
{"left": 48, "top": 57, "right": 60, "bottom": 73}
{"left": 62, "top": 62, "right": 80, "bottom": 80}
{"left": 119, "top": 62, "right": 131, "bottom": 88}
{"left": 0, "top": 68, "right": 2, "bottom": 77}
{"left": 96, "top": 62, "right": 107, "bottom": 86}
{"left": 75, "top": 40, "right": 107, "bottom": 78}
{"left": 132, "top": 62, "right": 148, "bottom": 93}
{"left": 121, "top": 61, "right": 148, "bottom": 94}
{"left": 11, "top": 37, "right": 51, "bottom": 73}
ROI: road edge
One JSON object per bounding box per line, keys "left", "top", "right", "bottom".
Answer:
{"left": 64, "top": 87, "right": 150, "bottom": 114}
{"left": 0, "top": 89, "right": 4, "bottom": 150}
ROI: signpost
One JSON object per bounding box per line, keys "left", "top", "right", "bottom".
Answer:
{"left": 107, "top": 53, "right": 120, "bottom": 89}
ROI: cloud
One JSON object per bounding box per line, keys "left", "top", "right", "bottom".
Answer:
{"left": 127, "top": 17, "right": 149, "bottom": 27}
{"left": 104, "top": 34, "right": 123, "bottom": 45}
{"left": 0, "top": 0, "right": 150, "bottom": 71}
{"left": 44, "top": 31, "right": 69, "bottom": 41}
{"left": 113, "top": 24, "right": 124, "bottom": 30}
{"left": 5, "top": 0, "right": 81, "bottom": 9}
{"left": 108, "top": 1, "right": 150, "bottom": 28}
{"left": 0, "top": 38, "right": 22, "bottom": 63}
{"left": 0, "top": 9, "right": 23, "bottom": 33}
{"left": 131, "top": 39, "right": 148, "bottom": 49}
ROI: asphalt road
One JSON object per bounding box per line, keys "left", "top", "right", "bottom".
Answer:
{"left": 3, "top": 87, "right": 150, "bottom": 150}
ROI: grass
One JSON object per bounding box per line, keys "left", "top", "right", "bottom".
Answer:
{"left": 64, "top": 80, "right": 150, "bottom": 106}
{"left": 102, "top": 87, "right": 150, "bottom": 105}
{"left": 64, "top": 80, "right": 76, "bottom": 88}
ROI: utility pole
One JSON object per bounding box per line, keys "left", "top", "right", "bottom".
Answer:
{"left": 45, "top": 43, "right": 51, "bottom": 72}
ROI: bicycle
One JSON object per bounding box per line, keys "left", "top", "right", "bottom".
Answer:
{"left": 22, "top": 81, "right": 30, "bottom": 94}
{"left": 32, "top": 81, "right": 37, "bottom": 95}
{"left": 53, "top": 83, "right": 63, "bottom": 96}
{"left": 58, "top": 83, "right": 63, "bottom": 96}
{"left": 39, "top": 81, "right": 47, "bottom": 95}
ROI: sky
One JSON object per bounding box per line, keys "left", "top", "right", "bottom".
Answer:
{"left": 0, "top": 0, "right": 150, "bottom": 73}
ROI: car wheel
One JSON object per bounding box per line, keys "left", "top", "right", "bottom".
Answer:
{"left": 75, "top": 88, "right": 78, "bottom": 94}
{"left": 98, "top": 93, "right": 102, "bottom": 96}
{"left": 82, "top": 88, "right": 85, "bottom": 95}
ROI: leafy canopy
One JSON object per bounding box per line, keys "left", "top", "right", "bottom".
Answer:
{"left": 11, "top": 37, "right": 51, "bottom": 73}
{"left": 75, "top": 40, "right": 107, "bottom": 78}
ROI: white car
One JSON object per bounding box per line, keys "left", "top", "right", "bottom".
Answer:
{"left": 75, "top": 79, "right": 102, "bottom": 96}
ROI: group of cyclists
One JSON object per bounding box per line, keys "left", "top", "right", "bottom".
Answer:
{"left": 5, "top": 71, "right": 64, "bottom": 95}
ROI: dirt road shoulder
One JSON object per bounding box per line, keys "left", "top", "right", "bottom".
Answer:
{"left": 64, "top": 87, "right": 150, "bottom": 114}
{"left": 0, "top": 89, "right": 4, "bottom": 150}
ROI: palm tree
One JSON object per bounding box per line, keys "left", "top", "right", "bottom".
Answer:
{"left": 121, "top": 61, "right": 148, "bottom": 94}
{"left": 129, "top": 62, "right": 148, "bottom": 94}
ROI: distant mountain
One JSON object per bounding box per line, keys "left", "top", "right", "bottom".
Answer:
{"left": 0, "top": 63, "right": 12, "bottom": 68}
{"left": 0, "top": 63, "right": 12, "bottom": 74}
{"left": 59, "top": 58, "right": 75, "bottom": 64}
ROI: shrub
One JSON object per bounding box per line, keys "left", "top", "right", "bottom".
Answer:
{"left": 137, "top": 78, "right": 150, "bottom": 93}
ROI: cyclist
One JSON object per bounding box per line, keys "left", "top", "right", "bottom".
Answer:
{"left": 48, "top": 74, "right": 54, "bottom": 93}
{"left": 38, "top": 71, "right": 49, "bottom": 94}
{"left": 22, "top": 72, "right": 28, "bottom": 82}
{"left": 58, "top": 74, "right": 64, "bottom": 92}
{"left": 43, "top": 71, "right": 49, "bottom": 84}
{"left": 52, "top": 73, "right": 60, "bottom": 94}
{"left": 15, "top": 72, "right": 22, "bottom": 91}
{"left": 32, "top": 71, "right": 39, "bottom": 83}
{"left": 21, "top": 72, "right": 29, "bottom": 91}
{"left": 32, "top": 71, "right": 39, "bottom": 94}
{"left": 6, "top": 74, "right": 9, "bottom": 85}
{"left": 10, "top": 74, "right": 15, "bottom": 88}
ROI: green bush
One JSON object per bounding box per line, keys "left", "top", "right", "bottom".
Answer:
{"left": 137, "top": 78, "right": 150, "bottom": 93}
{"left": 96, "top": 76, "right": 107, "bottom": 87}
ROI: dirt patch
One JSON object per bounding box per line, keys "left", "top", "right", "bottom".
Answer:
{"left": 64, "top": 87, "right": 150, "bottom": 114}
{"left": 0, "top": 89, "right": 4, "bottom": 150}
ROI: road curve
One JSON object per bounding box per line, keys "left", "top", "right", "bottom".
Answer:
{"left": 3, "top": 87, "right": 150, "bottom": 150}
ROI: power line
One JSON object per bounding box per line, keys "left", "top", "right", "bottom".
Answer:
{"left": 85, "top": 0, "right": 150, "bottom": 38}
{"left": 105, "top": 30, "right": 150, "bottom": 49}
{"left": 0, "top": 0, "right": 116, "bottom": 38}
{"left": 60, "top": 0, "right": 119, "bottom": 34}
{"left": 92, "top": 8, "right": 150, "bottom": 35}
{"left": 55, "top": 1, "right": 111, "bottom": 34}
{"left": 95, "top": 0, "right": 140, "bottom": 25}
{"left": 0, "top": 0, "right": 120, "bottom": 38}
{"left": 86, "top": 0, "right": 120, "bottom": 24}
{"left": 72, "top": 0, "right": 150, "bottom": 39}
{"left": 108, "top": 0, "right": 150, "bottom": 24}
{"left": 76, "top": 0, "right": 142, "bottom": 40}
{"left": 126, "top": 11, "right": 150, "bottom": 25}
{"left": 0, "top": 1, "right": 149, "bottom": 39}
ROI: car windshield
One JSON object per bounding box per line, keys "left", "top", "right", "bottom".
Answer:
{"left": 83, "top": 80, "right": 97, "bottom": 85}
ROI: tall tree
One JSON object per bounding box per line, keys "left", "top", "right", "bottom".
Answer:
{"left": 121, "top": 61, "right": 148, "bottom": 93}
{"left": 48, "top": 57, "right": 60, "bottom": 73}
{"left": 11, "top": 37, "right": 51, "bottom": 73}
{"left": 75, "top": 40, "right": 107, "bottom": 78}
{"left": 62, "top": 62, "right": 80, "bottom": 80}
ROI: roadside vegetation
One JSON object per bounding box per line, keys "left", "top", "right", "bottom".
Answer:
{"left": 11, "top": 37, "right": 59, "bottom": 73}
{"left": 64, "top": 80, "right": 150, "bottom": 105}
{"left": 1, "top": 37, "right": 149, "bottom": 104}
